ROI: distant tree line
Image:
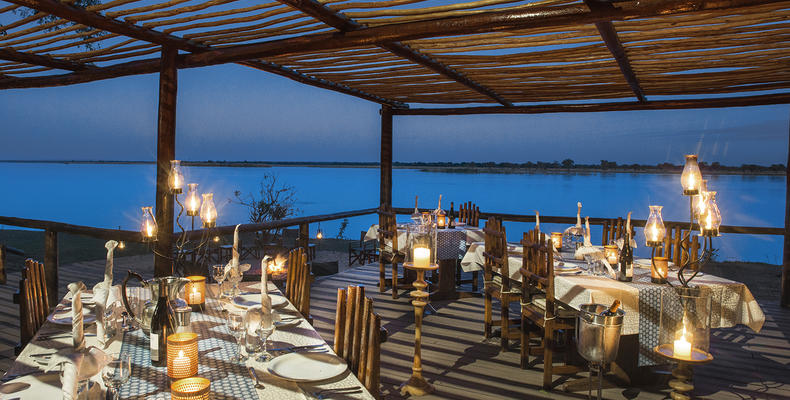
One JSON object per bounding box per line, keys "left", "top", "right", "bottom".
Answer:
{"left": 390, "top": 159, "right": 787, "bottom": 173}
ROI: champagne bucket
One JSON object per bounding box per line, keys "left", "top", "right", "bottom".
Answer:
{"left": 576, "top": 303, "right": 625, "bottom": 364}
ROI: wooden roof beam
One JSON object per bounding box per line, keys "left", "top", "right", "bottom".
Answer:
{"left": 390, "top": 93, "right": 790, "bottom": 115}
{"left": 275, "top": 0, "right": 512, "bottom": 106}
{"left": 4, "top": 0, "right": 406, "bottom": 107}
{"left": 0, "top": 47, "right": 95, "bottom": 71}
{"left": 585, "top": 0, "right": 646, "bottom": 102}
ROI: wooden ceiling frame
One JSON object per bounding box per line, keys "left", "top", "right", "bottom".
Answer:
{"left": 2, "top": 0, "right": 407, "bottom": 107}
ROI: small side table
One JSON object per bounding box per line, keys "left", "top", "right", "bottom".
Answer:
{"left": 400, "top": 261, "right": 440, "bottom": 397}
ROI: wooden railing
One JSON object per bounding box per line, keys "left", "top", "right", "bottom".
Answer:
{"left": 0, "top": 206, "right": 784, "bottom": 306}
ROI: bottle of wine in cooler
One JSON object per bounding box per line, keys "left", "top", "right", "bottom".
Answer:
{"left": 618, "top": 233, "right": 633, "bottom": 282}
{"left": 150, "top": 280, "right": 170, "bottom": 366}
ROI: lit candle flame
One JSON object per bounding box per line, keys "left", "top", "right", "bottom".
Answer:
{"left": 706, "top": 212, "right": 712, "bottom": 229}
{"left": 649, "top": 224, "right": 658, "bottom": 241}
{"left": 145, "top": 222, "right": 154, "bottom": 237}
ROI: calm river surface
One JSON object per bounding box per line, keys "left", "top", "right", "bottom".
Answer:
{"left": 0, "top": 163, "right": 784, "bottom": 263}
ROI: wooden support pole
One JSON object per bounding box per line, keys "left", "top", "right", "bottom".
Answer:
{"left": 0, "top": 243, "right": 6, "bottom": 285}
{"left": 154, "top": 47, "right": 178, "bottom": 277}
{"left": 298, "top": 223, "right": 309, "bottom": 250}
{"left": 380, "top": 105, "right": 393, "bottom": 208}
{"left": 783, "top": 107, "right": 790, "bottom": 308}
{"left": 44, "top": 229, "right": 58, "bottom": 308}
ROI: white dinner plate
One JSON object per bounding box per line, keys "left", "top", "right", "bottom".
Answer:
{"left": 0, "top": 371, "right": 61, "bottom": 397}
{"left": 47, "top": 309, "right": 96, "bottom": 325}
{"left": 454, "top": 222, "right": 467, "bottom": 227}
{"left": 274, "top": 317, "right": 301, "bottom": 329}
{"left": 634, "top": 259, "right": 675, "bottom": 268}
{"left": 63, "top": 293, "right": 95, "bottom": 306}
{"left": 232, "top": 293, "right": 287, "bottom": 309}
{"left": 268, "top": 352, "right": 347, "bottom": 382}
{"left": 555, "top": 261, "right": 581, "bottom": 270}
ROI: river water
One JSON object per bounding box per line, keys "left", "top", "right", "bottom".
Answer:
{"left": 0, "top": 163, "right": 783, "bottom": 263}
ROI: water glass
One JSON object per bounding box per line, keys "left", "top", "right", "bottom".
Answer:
{"left": 227, "top": 313, "right": 246, "bottom": 362}
{"left": 256, "top": 323, "right": 276, "bottom": 362}
{"left": 101, "top": 352, "right": 131, "bottom": 400}
{"left": 103, "top": 302, "right": 119, "bottom": 340}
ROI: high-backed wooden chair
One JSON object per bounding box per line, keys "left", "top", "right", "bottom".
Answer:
{"left": 13, "top": 259, "right": 50, "bottom": 354}
{"left": 482, "top": 217, "right": 520, "bottom": 350}
{"left": 459, "top": 201, "right": 480, "bottom": 227}
{"left": 334, "top": 286, "right": 382, "bottom": 399}
{"left": 378, "top": 204, "right": 411, "bottom": 299}
{"left": 601, "top": 217, "right": 636, "bottom": 245}
{"left": 286, "top": 247, "right": 313, "bottom": 323}
{"left": 520, "top": 230, "right": 580, "bottom": 389}
{"left": 658, "top": 224, "right": 698, "bottom": 269}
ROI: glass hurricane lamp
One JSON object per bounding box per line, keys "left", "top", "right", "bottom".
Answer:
{"left": 700, "top": 191, "right": 721, "bottom": 237}
{"left": 644, "top": 205, "right": 666, "bottom": 247}
{"left": 170, "top": 160, "right": 185, "bottom": 194}
{"left": 141, "top": 206, "right": 157, "bottom": 242}
{"left": 681, "top": 155, "right": 702, "bottom": 196}
{"left": 185, "top": 183, "right": 201, "bottom": 217}
{"left": 199, "top": 193, "right": 217, "bottom": 228}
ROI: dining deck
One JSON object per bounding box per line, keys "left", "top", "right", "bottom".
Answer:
{"left": 1, "top": 255, "right": 788, "bottom": 399}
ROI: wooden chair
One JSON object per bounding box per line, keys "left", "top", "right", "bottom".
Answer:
{"left": 456, "top": 201, "right": 480, "bottom": 291}
{"left": 349, "top": 231, "right": 377, "bottom": 267}
{"left": 378, "top": 204, "right": 411, "bottom": 299}
{"left": 520, "top": 230, "right": 580, "bottom": 389}
{"left": 659, "top": 225, "right": 698, "bottom": 270}
{"left": 13, "top": 259, "right": 50, "bottom": 354}
{"left": 482, "top": 217, "right": 521, "bottom": 350}
{"left": 286, "top": 247, "right": 313, "bottom": 323}
{"left": 601, "top": 217, "right": 636, "bottom": 245}
{"left": 334, "top": 286, "right": 382, "bottom": 399}
{"left": 459, "top": 201, "right": 480, "bottom": 227}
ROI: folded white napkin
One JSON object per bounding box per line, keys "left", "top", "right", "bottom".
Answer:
{"left": 575, "top": 217, "right": 603, "bottom": 260}
{"left": 225, "top": 225, "right": 251, "bottom": 279}
{"left": 600, "top": 259, "right": 618, "bottom": 280}
{"left": 614, "top": 212, "right": 637, "bottom": 249}
{"left": 563, "top": 202, "right": 583, "bottom": 236}
{"left": 67, "top": 282, "right": 87, "bottom": 351}
{"left": 260, "top": 259, "right": 273, "bottom": 330}
{"left": 46, "top": 346, "right": 107, "bottom": 400}
{"left": 93, "top": 241, "right": 119, "bottom": 348}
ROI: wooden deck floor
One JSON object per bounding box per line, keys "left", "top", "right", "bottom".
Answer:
{"left": 0, "top": 257, "right": 788, "bottom": 399}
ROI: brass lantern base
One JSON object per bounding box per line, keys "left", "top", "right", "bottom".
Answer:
{"left": 654, "top": 345, "right": 713, "bottom": 400}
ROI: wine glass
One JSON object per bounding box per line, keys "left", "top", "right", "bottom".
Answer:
{"left": 256, "top": 322, "right": 276, "bottom": 362}
{"left": 212, "top": 264, "right": 227, "bottom": 297}
{"left": 101, "top": 352, "right": 131, "bottom": 400}
{"left": 227, "top": 266, "right": 243, "bottom": 297}
{"left": 227, "top": 313, "right": 246, "bottom": 362}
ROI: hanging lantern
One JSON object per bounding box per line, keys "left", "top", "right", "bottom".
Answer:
{"left": 170, "top": 160, "right": 185, "bottom": 194}
{"left": 186, "top": 183, "right": 201, "bottom": 217}
{"left": 644, "top": 205, "right": 666, "bottom": 247}
{"left": 681, "top": 155, "right": 702, "bottom": 196}
{"left": 200, "top": 193, "right": 217, "bottom": 228}
{"left": 700, "top": 191, "right": 721, "bottom": 237}
{"left": 141, "top": 206, "right": 157, "bottom": 241}
{"left": 316, "top": 224, "right": 323, "bottom": 240}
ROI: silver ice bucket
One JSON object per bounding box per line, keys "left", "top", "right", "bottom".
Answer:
{"left": 576, "top": 303, "right": 625, "bottom": 364}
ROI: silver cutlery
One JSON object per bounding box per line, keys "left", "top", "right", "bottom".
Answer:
{"left": 312, "top": 387, "right": 364, "bottom": 399}
{"left": 247, "top": 367, "right": 264, "bottom": 388}
{"left": 0, "top": 371, "right": 45, "bottom": 382}
{"left": 269, "top": 344, "right": 324, "bottom": 352}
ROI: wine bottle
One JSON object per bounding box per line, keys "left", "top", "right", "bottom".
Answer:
{"left": 618, "top": 232, "right": 633, "bottom": 282}
{"left": 448, "top": 202, "right": 455, "bottom": 229}
{"left": 600, "top": 299, "right": 620, "bottom": 316}
{"left": 150, "top": 280, "right": 170, "bottom": 366}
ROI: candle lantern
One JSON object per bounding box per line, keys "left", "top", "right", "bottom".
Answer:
{"left": 436, "top": 212, "right": 446, "bottom": 229}
{"left": 681, "top": 155, "right": 702, "bottom": 196}
{"left": 644, "top": 205, "right": 666, "bottom": 247}
{"left": 167, "top": 332, "right": 199, "bottom": 379}
{"left": 171, "top": 377, "right": 210, "bottom": 400}
{"left": 651, "top": 256, "right": 669, "bottom": 284}
{"left": 170, "top": 160, "right": 185, "bottom": 194}
{"left": 603, "top": 244, "right": 618, "bottom": 265}
{"left": 406, "top": 223, "right": 437, "bottom": 269}
{"left": 550, "top": 232, "right": 562, "bottom": 250}
{"left": 655, "top": 286, "right": 712, "bottom": 399}
{"left": 699, "top": 191, "right": 721, "bottom": 237}
{"left": 186, "top": 183, "right": 201, "bottom": 217}
{"left": 185, "top": 276, "right": 206, "bottom": 311}
{"left": 693, "top": 180, "right": 708, "bottom": 219}
{"left": 141, "top": 206, "right": 157, "bottom": 242}
{"left": 199, "top": 193, "right": 217, "bottom": 228}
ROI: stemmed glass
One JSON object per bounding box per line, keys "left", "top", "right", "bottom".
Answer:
{"left": 227, "top": 313, "right": 246, "bottom": 362}
{"left": 227, "top": 266, "right": 243, "bottom": 297}
{"left": 212, "top": 264, "right": 227, "bottom": 298}
{"left": 101, "top": 352, "right": 131, "bottom": 400}
{"left": 256, "top": 322, "right": 276, "bottom": 362}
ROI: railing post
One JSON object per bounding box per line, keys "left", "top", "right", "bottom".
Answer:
{"left": 0, "top": 243, "right": 6, "bottom": 284}
{"left": 380, "top": 105, "right": 393, "bottom": 208}
{"left": 298, "top": 223, "right": 309, "bottom": 250}
{"left": 154, "top": 46, "right": 178, "bottom": 277}
{"left": 44, "top": 229, "right": 58, "bottom": 308}
{"left": 782, "top": 112, "right": 790, "bottom": 307}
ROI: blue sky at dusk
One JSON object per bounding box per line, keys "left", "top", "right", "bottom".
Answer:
{"left": 1, "top": 63, "right": 788, "bottom": 166}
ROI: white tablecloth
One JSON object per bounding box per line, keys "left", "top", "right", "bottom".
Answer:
{"left": 365, "top": 223, "right": 483, "bottom": 260}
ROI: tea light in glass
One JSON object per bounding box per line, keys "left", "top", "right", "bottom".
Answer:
{"left": 604, "top": 244, "right": 619, "bottom": 265}
{"left": 171, "top": 377, "right": 210, "bottom": 400}
{"left": 167, "top": 332, "right": 198, "bottom": 379}
{"left": 185, "top": 276, "right": 205, "bottom": 310}
{"left": 551, "top": 232, "right": 562, "bottom": 250}
{"left": 651, "top": 256, "right": 668, "bottom": 284}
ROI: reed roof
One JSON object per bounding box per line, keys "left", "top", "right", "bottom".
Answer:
{"left": 1, "top": 0, "right": 789, "bottom": 111}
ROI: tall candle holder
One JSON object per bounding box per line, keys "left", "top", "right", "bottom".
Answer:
{"left": 400, "top": 223, "right": 438, "bottom": 396}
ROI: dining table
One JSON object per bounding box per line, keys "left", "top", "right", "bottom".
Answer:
{"left": 2, "top": 281, "right": 375, "bottom": 399}
{"left": 460, "top": 241, "right": 766, "bottom": 367}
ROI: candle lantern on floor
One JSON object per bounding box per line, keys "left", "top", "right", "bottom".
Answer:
{"left": 199, "top": 193, "right": 217, "bottom": 228}
{"left": 170, "top": 160, "right": 185, "bottom": 194}
{"left": 185, "top": 276, "right": 205, "bottom": 311}
{"left": 167, "top": 332, "right": 199, "bottom": 379}
{"left": 141, "top": 206, "right": 157, "bottom": 242}
{"left": 551, "top": 232, "right": 562, "bottom": 250}
{"left": 171, "top": 377, "right": 210, "bottom": 400}
{"left": 655, "top": 286, "right": 713, "bottom": 399}
{"left": 401, "top": 223, "right": 438, "bottom": 396}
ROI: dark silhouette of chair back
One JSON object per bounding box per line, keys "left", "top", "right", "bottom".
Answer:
{"left": 459, "top": 201, "right": 480, "bottom": 227}
{"left": 286, "top": 247, "right": 312, "bottom": 321}
{"left": 14, "top": 259, "right": 50, "bottom": 354}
